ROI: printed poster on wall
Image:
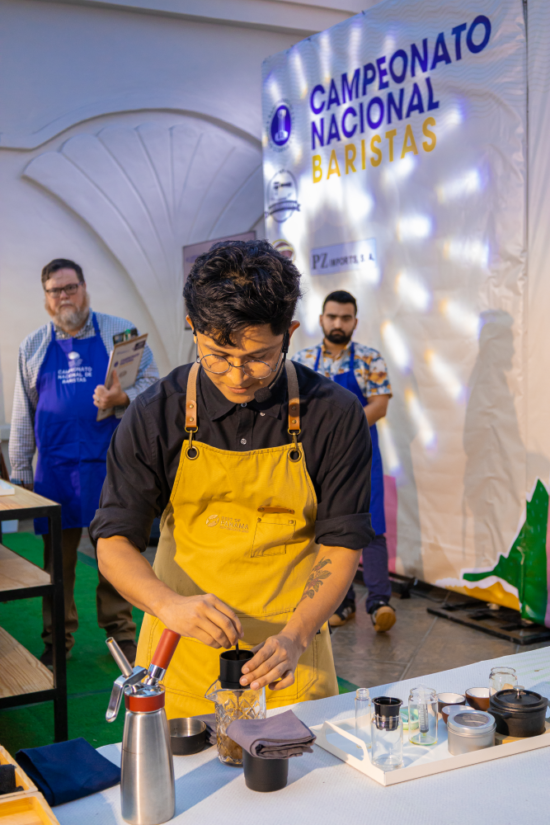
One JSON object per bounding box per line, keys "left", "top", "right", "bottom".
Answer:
{"left": 262, "top": 0, "right": 532, "bottom": 618}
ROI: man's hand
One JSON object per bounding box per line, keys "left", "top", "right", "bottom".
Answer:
{"left": 158, "top": 593, "right": 243, "bottom": 650}
{"left": 93, "top": 369, "right": 129, "bottom": 410}
{"left": 239, "top": 631, "right": 305, "bottom": 691}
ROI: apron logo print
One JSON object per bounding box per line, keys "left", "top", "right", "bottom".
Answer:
{"left": 68, "top": 351, "right": 82, "bottom": 368}
{"left": 205, "top": 514, "right": 249, "bottom": 533}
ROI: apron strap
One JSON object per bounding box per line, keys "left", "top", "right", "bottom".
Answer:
{"left": 285, "top": 360, "right": 302, "bottom": 462}
{"left": 286, "top": 360, "right": 301, "bottom": 434}
{"left": 185, "top": 362, "right": 200, "bottom": 460}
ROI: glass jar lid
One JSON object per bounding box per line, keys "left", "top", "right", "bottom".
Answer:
{"left": 447, "top": 710, "right": 496, "bottom": 737}
{"left": 490, "top": 687, "right": 547, "bottom": 714}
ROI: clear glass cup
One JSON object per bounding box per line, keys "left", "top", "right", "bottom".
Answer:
{"left": 371, "top": 698, "right": 403, "bottom": 771}
{"left": 355, "top": 687, "right": 372, "bottom": 749}
{"left": 408, "top": 685, "right": 438, "bottom": 746}
{"left": 205, "top": 681, "right": 266, "bottom": 766}
{"left": 489, "top": 667, "right": 517, "bottom": 695}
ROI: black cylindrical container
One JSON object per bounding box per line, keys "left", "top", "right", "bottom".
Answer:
{"left": 373, "top": 696, "right": 402, "bottom": 731}
{"left": 489, "top": 688, "right": 547, "bottom": 738}
{"left": 243, "top": 750, "right": 289, "bottom": 792}
{"left": 219, "top": 649, "right": 254, "bottom": 689}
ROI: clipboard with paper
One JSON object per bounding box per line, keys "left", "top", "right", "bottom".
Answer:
{"left": 96, "top": 333, "right": 148, "bottom": 421}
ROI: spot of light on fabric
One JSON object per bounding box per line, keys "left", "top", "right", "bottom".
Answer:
{"left": 301, "top": 291, "right": 323, "bottom": 336}
{"left": 346, "top": 188, "right": 374, "bottom": 219}
{"left": 384, "top": 155, "right": 416, "bottom": 187}
{"left": 439, "top": 105, "right": 463, "bottom": 135}
{"left": 290, "top": 50, "right": 308, "bottom": 100}
{"left": 396, "top": 215, "right": 432, "bottom": 241}
{"left": 443, "top": 238, "right": 489, "bottom": 268}
{"left": 382, "top": 321, "right": 410, "bottom": 370}
{"left": 437, "top": 169, "right": 481, "bottom": 204}
{"left": 425, "top": 350, "right": 463, "bottom": 400}
{"left": 377, "top": 419, "right": 400, "bottom": 472}
{"left": 396, "top": 271, "right": 431, "bottom": 311}
{"left": 405, "top": 389, "right": 435, "bottom": 447}
{"left": 292, "top": 143, "right": 303, "bottom": 164}
{"left": 319, "top": 32, "right": 332, "bottom": 83}
{"left": 267, "top": 75, "right": 282, "bottom": 105}
{"left": 439, "top": 299, "right": 480, "bottom": 337}
{"left": 349, "top": 23, "right": 362, "bottom": 64}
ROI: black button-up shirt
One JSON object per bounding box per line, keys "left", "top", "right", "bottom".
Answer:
{"left": 90, "top": 361, "right": 374, "bottom": 552}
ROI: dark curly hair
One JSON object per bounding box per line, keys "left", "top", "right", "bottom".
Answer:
{"left": 184, "top": 240, "right": 302, "bottom": 345}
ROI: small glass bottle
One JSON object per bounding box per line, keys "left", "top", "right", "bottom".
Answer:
{"left": 371, "top": 697, "right": 403, "bottom": 771}
{"left": 355, "top": 687, "right": 372, "bottom": 749}
{"left": 489, "top": 666, "right": 517, "bottom": 695}
{"left": 408, "top": 685, "right": 438, "bottom": 746}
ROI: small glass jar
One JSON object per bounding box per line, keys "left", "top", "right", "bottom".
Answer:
{"left": 371, "top": 697, "right": 403, "bottom": 771}
{"left": 408, "top": 685, "right": 438, "bottom": 746}
{"left": 355, "top": 687, "right": 372, "bottom": 749}
{"left": 489, "top": 666, "right": 517, "bottom": 695}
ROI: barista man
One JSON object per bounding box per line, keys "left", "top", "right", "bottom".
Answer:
{"left": 90, "top": 241, "right": 374, "bottom": 716}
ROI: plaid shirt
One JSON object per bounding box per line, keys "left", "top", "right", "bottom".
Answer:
{"left": 293, "top": 341, "right": 392, "bottom": 400}
{"left": 9, "top": 310, "right": 159, "bottom": 484}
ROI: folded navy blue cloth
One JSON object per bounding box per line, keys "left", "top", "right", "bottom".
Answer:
{"left": 16, "top": 738, "right": 120, "bottom": 807}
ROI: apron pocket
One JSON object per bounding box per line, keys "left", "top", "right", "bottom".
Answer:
{"left": 251, "top": 517, "right": 295, "bottom": 557}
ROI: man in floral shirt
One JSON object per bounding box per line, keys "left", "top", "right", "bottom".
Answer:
{"left": 293, "top": 290, "right": 396, "bottom": 632}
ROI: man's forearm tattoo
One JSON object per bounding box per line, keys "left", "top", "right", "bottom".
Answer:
{"left": 300, "top": 557, "right": 332, "bottom": 602}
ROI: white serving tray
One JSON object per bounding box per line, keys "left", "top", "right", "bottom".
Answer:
{"left": 311, "top": 716, "right": 550, "bottom": 786}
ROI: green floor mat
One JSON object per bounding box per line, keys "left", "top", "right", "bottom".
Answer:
{"left": 337, "top": 676, "right": 359, "bottom": 694}
{"left": 0, "top": 532, "right": 142, "bottom": 753}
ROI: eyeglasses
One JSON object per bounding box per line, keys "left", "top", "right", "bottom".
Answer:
{"left": 44, "top": 283, "right": 81, "bottom": 298}
{"left": 199, "top": 348, "right": 283, "bottom": 380}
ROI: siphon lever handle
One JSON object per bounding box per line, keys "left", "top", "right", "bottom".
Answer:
{"left": 106, "top": 637, "right": 133, "bottom": 677}
{"left": 151, "top": 629, "right": 181, "bottom": 671}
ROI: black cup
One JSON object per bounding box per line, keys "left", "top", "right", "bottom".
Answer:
{"left": 243, "top": 750, "right": 289, "bottom": 792}
{"left": 219, "top": 649, "right": 254, "bottom": 689}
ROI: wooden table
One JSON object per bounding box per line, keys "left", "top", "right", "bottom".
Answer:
{"left": 0, "top": 485, "right": 67, "bottom": 741}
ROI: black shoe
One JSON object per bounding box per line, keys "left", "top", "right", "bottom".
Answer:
{"left": 368, "top": 601, "right": 396, "bottom": 633}
{"left": 329, "top": 598, "right": 356, "bottom": 627}
{"left": 39, "top": 645, "right": 72, "bottom": 671}
{"left": 117, "top": 639, "right": 137, "bottom": 667}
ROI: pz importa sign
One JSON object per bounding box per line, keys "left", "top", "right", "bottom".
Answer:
{"left": 262, "top": 0, "right": 527, "bottom": 616}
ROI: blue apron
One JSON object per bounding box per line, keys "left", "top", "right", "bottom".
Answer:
{"left": 34, "top": 313, "right": 119, "bottom": 534}
{"left": 314, "top": 343, "right": 386, "bottom": 535}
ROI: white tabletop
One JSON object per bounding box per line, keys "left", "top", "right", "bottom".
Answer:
{"left": 55, "top": 647, "right": 550, "bottom": 825}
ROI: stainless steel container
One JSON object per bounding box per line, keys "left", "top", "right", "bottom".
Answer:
{"left": 447, "top": 709, "right": 496, "bottom": 755}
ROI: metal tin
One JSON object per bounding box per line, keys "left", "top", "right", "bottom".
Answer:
{"left": 447, "top": 710, "right": 496, "bottom": 755}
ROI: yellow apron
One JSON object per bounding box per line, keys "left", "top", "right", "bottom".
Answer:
{"left": 136, "top": 360, "right": 338, "bottom": 718}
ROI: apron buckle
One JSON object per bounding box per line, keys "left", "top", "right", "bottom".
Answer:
{"left": 185, "top": 428, "right": 199, "bottom": 460}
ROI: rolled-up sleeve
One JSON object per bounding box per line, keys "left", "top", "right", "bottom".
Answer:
{"left": 9, "top": 345, "right": 38, "bottom": 484}
{"left": 89, "top": 397, "right": 165, "bottom": 552}
{"left": 314, "top": 398, "right": 374, "bottom": 550}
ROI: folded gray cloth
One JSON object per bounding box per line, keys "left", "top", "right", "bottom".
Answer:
{"left": 226, "top": 710, "right": 316, "bottom": 759}
{"left": 193, "top": 713, "right": 217, "bottom": 745}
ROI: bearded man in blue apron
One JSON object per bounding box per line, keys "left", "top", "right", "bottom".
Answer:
{"left": 9, "top": 258, "right": 159, "bottom": 668}
{"left": 293, "top": 290, "right": 396, "bottom": 633}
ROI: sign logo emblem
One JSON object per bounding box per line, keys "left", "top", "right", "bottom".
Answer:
{"left": 265, "top": 170, "right": 300, "bottom": 223}
{"left": 206, "top": 514, "right": 220, "bottom": 527}
{"left": 270, "top": 105, "right": 291, "bottom": 147}
{"left": 272, "top": 239, "right": 295, "bottom": 261}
